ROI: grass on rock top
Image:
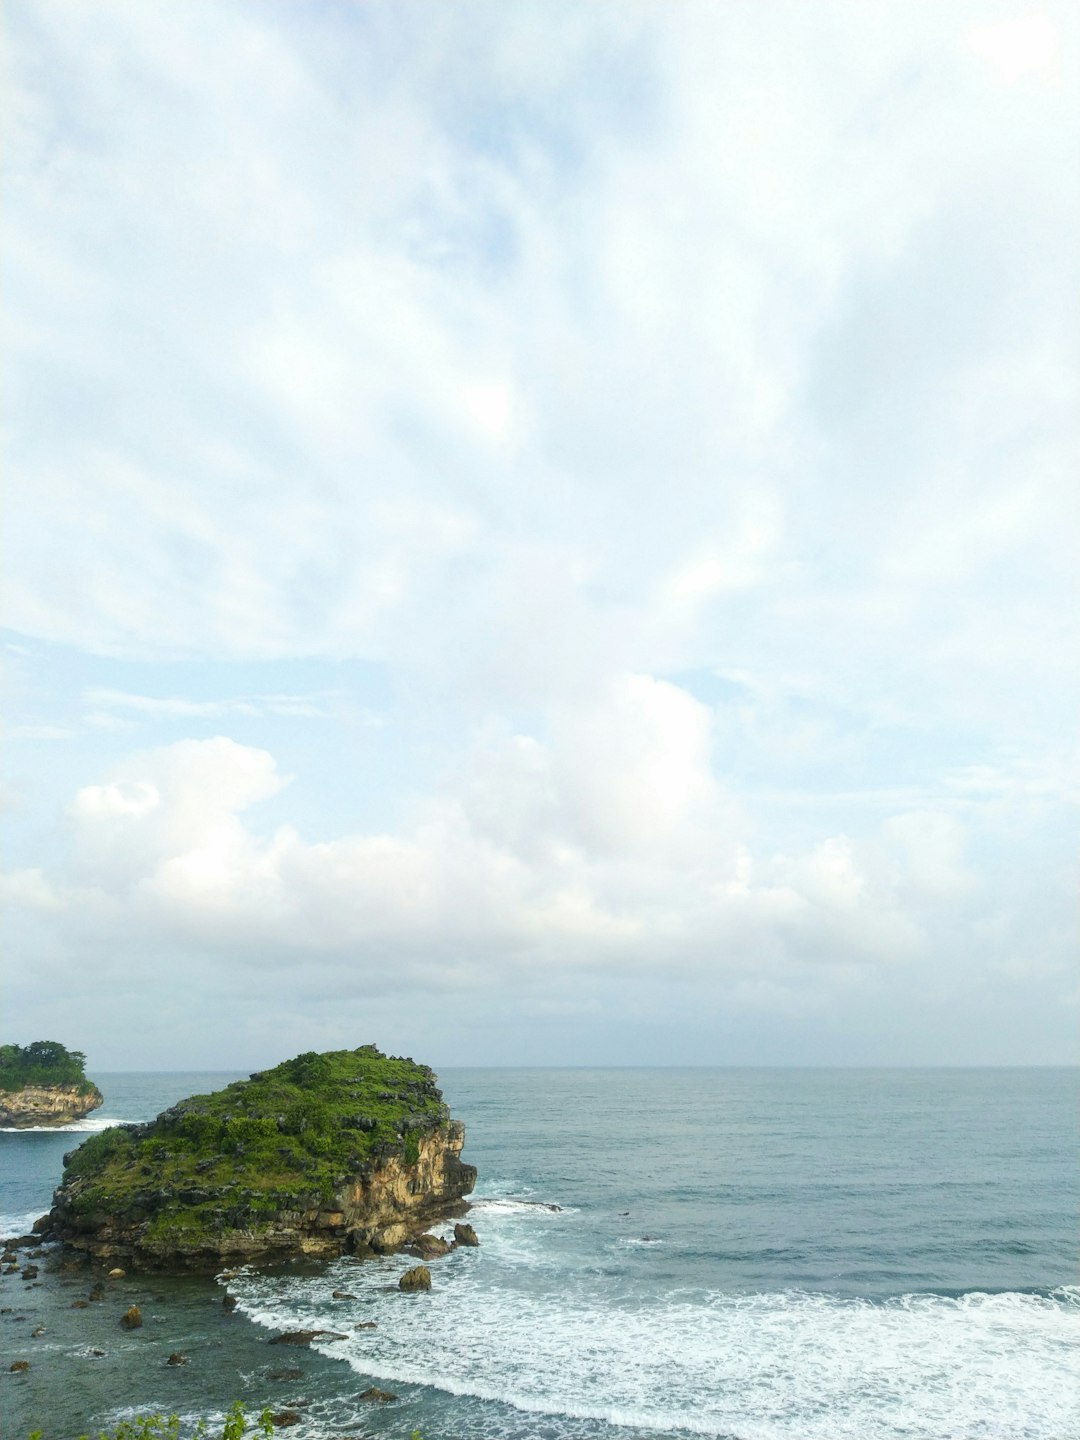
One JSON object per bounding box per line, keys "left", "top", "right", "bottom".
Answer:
{"left": 59, "top": 1046, "right": 451, "bottom": 1241}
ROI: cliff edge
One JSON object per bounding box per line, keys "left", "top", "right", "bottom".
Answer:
{"left": 0, "top": 1040, "right": 103, "bottom": 1128}
{"left": 43, "top": 1045, "right": 476, "bottom": 1271}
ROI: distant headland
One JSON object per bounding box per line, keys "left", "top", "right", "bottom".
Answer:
{"left": 40, "top": 1044, "right": 477, "bottom": 1272}
{"left": 0, "top": 1040, "right": 103, "bottom": 1128}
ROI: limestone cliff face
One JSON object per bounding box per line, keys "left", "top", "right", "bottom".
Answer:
{"left": 338, "top": 1120, "right": 476, "bottom": 1253}
{"left": 0, "top": 1083, "right": 103, "bottom": 1128}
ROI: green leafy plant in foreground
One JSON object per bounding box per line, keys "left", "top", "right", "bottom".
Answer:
{"left": 28, "top": 1401, "right": 275, "bottom": 1440}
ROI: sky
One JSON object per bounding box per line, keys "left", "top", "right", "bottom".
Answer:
{"left": 1, "top": 0, "right": 1077, "bottom": 1071}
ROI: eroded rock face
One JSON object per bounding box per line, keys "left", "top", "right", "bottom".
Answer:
{"left": 0, "top": 1084, "right": 103, "bottom": 1128}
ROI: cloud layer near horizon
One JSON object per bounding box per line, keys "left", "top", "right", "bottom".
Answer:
{"left": 2, "top": 1, "right": 1077, "bottom": 1067}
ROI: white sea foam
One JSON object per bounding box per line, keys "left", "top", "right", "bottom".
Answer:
{"left": 229, "top": 1249, "right": 1080, "bottom": 1440}
{"left": 0, "top": 1113, "right": 131, "bottom": 1134}
{"left": 0, "top": 1207, "right": 48, "bottom": 1237}
{"left": 469, "top": 1194, "right": 573, "bottom": 1216}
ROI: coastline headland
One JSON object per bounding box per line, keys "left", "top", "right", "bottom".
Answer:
{"left": 40, "top": 1045, "right": 476, "bottom": 1271}
{"left": 0, "top": 1040, "right": 103, "bottom": 1128}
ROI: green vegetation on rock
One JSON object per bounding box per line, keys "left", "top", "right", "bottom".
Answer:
{"left": 0, "top": 1040, "right": 98, "bottom": 1095}
{"left": 55, "top": 1045, "right": 454, "bottom": 1253}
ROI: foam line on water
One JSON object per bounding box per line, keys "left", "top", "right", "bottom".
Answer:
{"left": 0, "top": 1114, "right": 133, "bottom": 1134}
{"left": 0, "top": 1207, "right": 48, "bottom": 1237}
{"left": 228, "top": 1262, "right": 1080, "bottom": 1440}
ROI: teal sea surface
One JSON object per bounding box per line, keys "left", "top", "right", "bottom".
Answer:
{"left": 2, "top": 1067, "right": 1077, "bottom": 1439}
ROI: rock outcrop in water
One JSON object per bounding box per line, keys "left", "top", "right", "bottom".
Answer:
{"left": 42, "top": 1045, "right": 476, "bottom": 1272}
{"left": 0, "top": 1041, "right": 103, "bottom": 1128}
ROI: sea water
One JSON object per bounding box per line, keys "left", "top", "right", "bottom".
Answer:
{"left": 2, "top": 1068, "right": 1077, "bottom": 1439}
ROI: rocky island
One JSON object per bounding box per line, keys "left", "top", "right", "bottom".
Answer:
{"left": 0, "top": 1040, "right": 103, "bottom": 1128}
{"left": 41, "top": 1045, "right": 476, "bottom": 1271}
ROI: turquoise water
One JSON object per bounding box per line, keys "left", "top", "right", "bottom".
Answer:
{"left": 2, "top": 1068, "right": 1077, "bottom": 1439}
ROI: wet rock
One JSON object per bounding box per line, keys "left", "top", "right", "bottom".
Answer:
{"left": 22, "top": 1265, "right": 39, "bottom": 1279}
{"left": 10, "top": 1360, "right": 30, "bottom": 1372}
{"left": 331, "top": 1289, "right": 357, "bottom": 1300}
{"left": 269, "top": 1410, "right": 302, "bottom": 1428}
{"left": 353, "top": 1320, "right": 377, "bottom": 1330}
{"left": 407, "top": 1233, "right": 452, "bottom": 1258}
{"left": 166, "top": 1352, "right": 188, "bottom": 1365}
{"left": 222, "top": 1293, "right": 238, "bottom": 1311}
{"left": 71, "top": 1299, "right": 90, "bottom": 1309}
{"left": 267, "top": 1366, "right": 304, "bottom": 1381}
{"left": 89, "top": 1283, "right": 105, "bottom": 1301}
{"left": 359, "top": 1387, "right": 397, "bottom": 1403}
{"left": 1, "top": 1251, "right": 17, "bottom": 1264}
{"left": 89, "top": 1348, "right": 105, "bottom": 1356}
{"left": 31, "top": 1326, "right": 45, "bottom": 1337}
{"left": 108, "top": 1267, "right": 126, "bottom": 1279}
{"left": 120, "top": 1304, "right": 143, "bottom": 1329}
{"left": 453, "top": 1222, "right": 479, "bottom": 1247}
{"left": 268, "top": 1328, "right": 346, "bottom": 1345}
{"left": 398, "top": 1263, "right": 431, "bottom": 1292}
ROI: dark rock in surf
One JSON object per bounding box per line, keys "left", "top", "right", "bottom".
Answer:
{"left": 359, "top": 1386, "right": 398, "bottom": 1403}
{"left": 398, "top": 1263, "right": 431, "bottom": 1291}
{"left": 268, "top": 1328, "right": 346, "bottom": 1345}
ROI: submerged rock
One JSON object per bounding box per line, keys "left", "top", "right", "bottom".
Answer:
{"left": 359, "top": 1386, "right": 397, "bottom": 1403}
{"left": 166, "top": 1352, "right": 187, "bottom": 1365}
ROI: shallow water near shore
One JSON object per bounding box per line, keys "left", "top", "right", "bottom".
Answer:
{"left": 2, "top": 1067, "right": 1078, "bottom": 1440}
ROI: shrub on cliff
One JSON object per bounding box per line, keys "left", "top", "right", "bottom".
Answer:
{"left": 0, "top": 1040, "right": 96, "bottom": 1094}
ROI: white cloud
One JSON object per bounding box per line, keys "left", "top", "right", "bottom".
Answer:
{"left": 1, "top": 2, "right": 1076, "bottom": 1063}
{"left": 11, "top": 722, "right": 975, "bottom": 996}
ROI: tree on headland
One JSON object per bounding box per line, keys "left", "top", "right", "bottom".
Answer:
{"left": 0, "top": 1040, "right": 93, "bottom": 1093}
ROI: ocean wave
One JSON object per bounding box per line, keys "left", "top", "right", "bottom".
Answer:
{"left": 0, "top": 1114, "right": 132, "bottom": 1134}
{"left": 0, "top": 1207, "right": 48, "bottom": 1238}
{"left": 469, "top": 1195, "right": 573, "bottom": 1216}
{"left": 226, "top": 1263, "right": 1080, "bottom": 1440}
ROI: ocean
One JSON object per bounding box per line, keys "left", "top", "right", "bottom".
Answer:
{"left": 1, "top": 1067, "right": 1077, "bottom": 1440}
